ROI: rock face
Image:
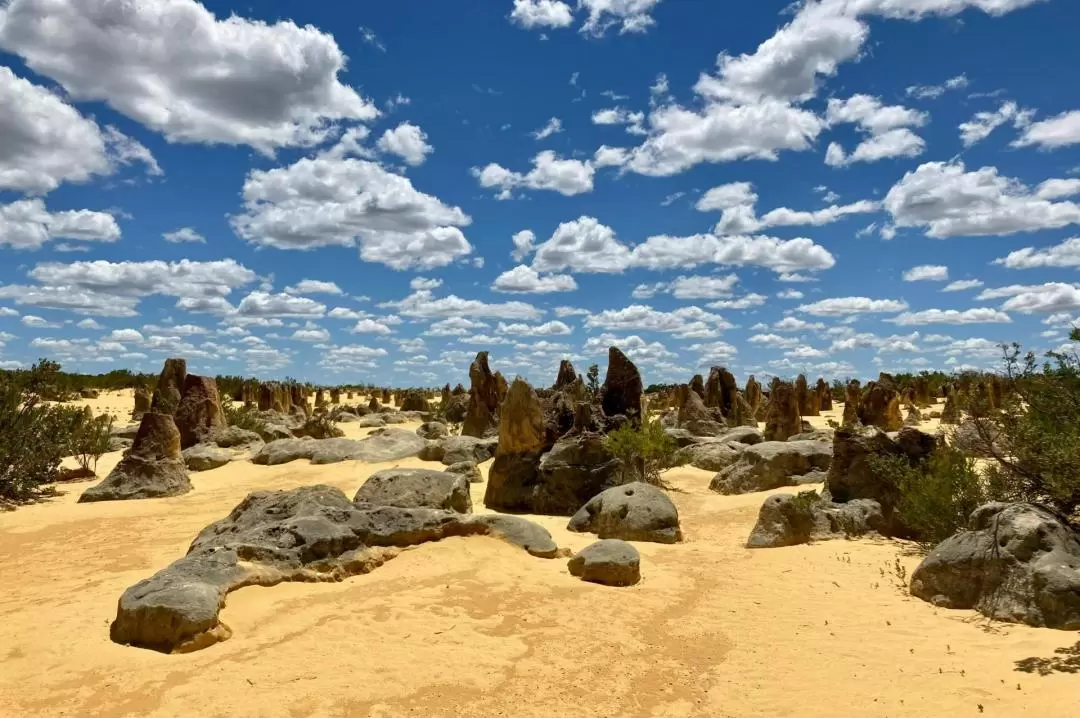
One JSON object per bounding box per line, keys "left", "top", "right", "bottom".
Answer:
{"left": 182, "top": 444, "right": 232, "bottom": 472}
{"left": 252, "top": 429, "right": 426, "bottom": 466}
{"left": 709, "top": 441, "right": 832, "bottom": 495}
{"left": 677, "top": 390, "right": 725, "bottom": 436}
{"left": 445, "top": 461, "right": 482, "bottom": 484}
{"left": 746, "top": 492, "right": 885, "bottom": 549}
{"left": 416, "top": 421, "right": 449, "bottom": 440}
{"left": 764, "top": 381, "right": 801, "bottom": 442}
{"left": 745, "top": 376, "right": 762, "bottom": 416}
{"left": 816, "top": 378, "right": 833, "bottom": 412}
{"left": 441, "top": 393, "right": 469, "bottom": 424}
{"left": 842, "top": 380, "right": 861, "bottom": 428}
{"left": 795, "top": 374, "right": 819, "bottom": 417}
{"left": 133, "top": 386, "right": 151, "bottom": 419}
{"left": 354, "top": 468, "right": 472, "bottom": 513}
{"left": 599, "top": 347, "right": 644, "bottom": 425}
{"left": 462, "top": 352, "right": 501, "bottom": 438}
{"left": 175, "top": 375, "right": 226, "bottom": 449}
{"left": 826, "top": 426, "right": 937, "bottom": 534}
{"left": 79, "top": 413, "right": 192, "bottom": 503}
{"left": 150, "top": 358, "right": 187, "bottom": 414}
{"left": 109, "top": 485, "right": 559, "bottom": 652}
{"left": 858, "top": 375, "right": 903, "bottom": 431}
{"left": 673, "top": 441, "right": 743, "bottom": 472}
{"left": 567, "top": 482, "right": 682, "bottom": 544}
{"left": 951, "top": 418, "right": 1001, "bottom": 457}
{"left": 568, "top": 539, "right": 641, "bottom": 587}
{"left": 910, "top": 503, "right": 1080, "bottom": 630}
{"left": 399, "top": 391, "right": 430, "bottom": 412}
{"left": 554, "top": 359, "right": 578, "bottom": 390}
{"left": 689, "top": 374, "right": 705, "bottom": 399}
{"left": 730, "top": 392, "right": 758, "bottom": 428}
{"left": 940, "top": 386, "right": 961, "bottom": 425}
{"left": 486, "top": 379, "right": 548, "bottom": 510}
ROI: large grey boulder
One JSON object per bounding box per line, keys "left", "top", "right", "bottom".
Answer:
{"left": 746, "top": 492, "right": 885, "bottom": 549}
{"left": 445, "top": 460, "right": 482, "bottom": 484}
{"left": 354, "top": 468, "right": 472, "bottom": 513}
{"left": 910, "top": 503, "right": 1080, "bottom": 629}
{"left": 110, "top": 485, "right": 559, "bottom": 652}
{"left": 709, "top": 441, "right": 832, "bottom": 495}
{"left": 568, "top": 539, "right": 641, "bottom": 587}
{"left": 672, "top": 441, "right": 743, "bottom": 472}
{"left": 80, "top": 413, "right": 191, "bottom": 503}
{"left": 416, "top": 421, "right": 449, "bottom": 440}
{"left": 182, "top": 444, "right": 233, "bottom": 472}
{"left": 356, "top": 414, "right": 386, "bottom": 428}
{"left": 251, "top": 429, "right": 426, "bottom": 466}
{"left": 677, "top": 389, "right": 725, "bottom": 437}
{"left": 567, "top": 482, "right": 682, "bottom": 544}
{"left": 717, "top": 427, "right": 764, "bottom": 446}
{"left": 440, "top": 436, "right": 499, "bottom": 465}
{"left": 207, "top": 426, "right": 264, "bottom": 452}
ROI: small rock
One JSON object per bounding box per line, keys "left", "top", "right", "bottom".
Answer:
{"left": 568, "top": 539, "right": 641, "bottom": 587}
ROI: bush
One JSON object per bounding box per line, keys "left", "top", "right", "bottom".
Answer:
{"left": 222, "top": 397, "right": 267, "bottom": 434}
{"left": 603, "top": 417, "right": 678, "bottom": 489}
{"left": 973, "top": 334, "right": 1080, "bottom": 517}
{"left": 0, "top": 361, "right": 80, "bottom": 505}
{"left": 294, "top": 413, "right": 344, "bottom": 440}
{"left": 868, "top": 443, "right": 987, "bottom": 548}
{"left": 68, "top": 408, "right": 114, "bottom": 474}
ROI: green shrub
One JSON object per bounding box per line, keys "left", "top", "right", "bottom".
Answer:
{"left": 603, "top": 417, "right": 678, "bottom": 489}
{"left": 222, "top": 397, "right": 267, "bottom": 434}
{"left": 69, "top": 409, "right": 114, "bottom": 474}
{"left": 0, "top": 361, "right": 80, "bottom": 505}
{"left": 868, "top": 444, "right": 987, "bottom": 548}
{"left": 295, "top": 413, "right": 344, "bottom": 440}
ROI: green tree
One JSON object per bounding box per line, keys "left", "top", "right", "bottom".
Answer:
{"left": 603, "top": 417, "right": 678, "bottom": 489}
{"left": 586, "top": 364, "right": 600, "bottom": 396}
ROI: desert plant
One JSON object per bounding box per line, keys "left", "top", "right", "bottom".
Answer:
{"left": 604, "top": 416, "right": 678, "bottom": 489}
{"left": 0, "top": 361, "right": 80, "bottom": 505}
{"left": 294, "top": 413, "right": 344, "bottom": 440}
{"left": 586, "top": 364, "right": 600, "bottom": 396}
{"left": 221, "top": 396, "right": 267, "bottom": 434}
{"left": 68, "top": 409, "right": 114, "bottom": 474}
{"left": 868, "top": 443, "right": 987, "bottom": 548}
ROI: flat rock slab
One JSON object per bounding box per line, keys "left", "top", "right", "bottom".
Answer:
{"left": 568, "top": 539, "right": 641, "bottom": 587}
{"left": 568, "top": 482, "right": 682, "bottom": 544}
{"left": 746, "top": 493, "right": 884, "bottom": 549}
{"left": 182, "top": 445, "right": 233, "bottom": 472}
{"left": 109, "top": 485, "right": 559, "bottom": 653}
{"left": 445, "top": 461, "right": 483, "bottom": 483}
{"left": 79, "top": 455, "right": 191, "bottom": 503}
{"left": 709, "top": 440, "right": 832, "bottom": 495}
{"left": 252, "top": 429, "right": 426, "bottom": 466}
{"left": 354, "top": 468, "right": 472, "bottom": 513}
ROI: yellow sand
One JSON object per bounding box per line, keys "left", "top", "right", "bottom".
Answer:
{"left": 1, "top": 391, "right": 1076, "bottom": 717}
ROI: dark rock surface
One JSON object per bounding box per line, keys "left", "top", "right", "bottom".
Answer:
{"left": 567, "top": 482, "right": 682, "bottom": 544}
{"left": 746, "top": 492, "right": 885, "bottom": 549}
{"left": 709, "top": 441, "right": 832, "bottom": 495}
{"left": 80, "top": 413, "right": 191, "bottom": 502}
{"left": 567, "top": 539, "right": 641, "bottom": 587}
{"left": 354, "top": 468, "right": 472, "bottom": 513}
{"left": 252, "top": 429, "right": 426, "bottom": 466}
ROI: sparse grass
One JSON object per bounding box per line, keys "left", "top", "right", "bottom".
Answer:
{"left": 604, "top": 415, "right": 678, "bottom": 489}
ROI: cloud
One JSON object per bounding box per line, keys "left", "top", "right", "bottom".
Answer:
{"left": 496, "top": 320, "right": 572, "bottom": 336}
{"left": 579, "top": 0, "right": 662, "bottom": 36}
{"left": 491, "top": 265, "right": 578, "bottom": 293}
{"left": 994, "top": 237, "right": 1080, "bottom": 269}
{"left": 509, "top": 0, "right": 574, "bottom": 29}
{"left": 532, "top": 117, "right": 563, "bottom": 140}
{"left": 0, "top": 0, "right": 378, "bottom": 153}
{"left": 163, "top": 227, "right": 205, "bottom": 244}
{"left": 988, "top": 283, "right": 1080, "bottom": 314}
{"left": 0, "top": 199, "right": 121, "bottom": 250}
{"left": 825, "top": 128, "right": 926, "bottom": 166}
{"left": 376, "top": 122, "right": 434, "bottom": 165}
{"left": 823, "top": 94, "right": 927, "bottom": 166}
{"left": 284, "top": 279, "right": 344, "bottom": 295}
{"left": 473, "top": 151, "right": 595, "bottom": 198}
{"left": 708, "top": 293, "right": 767, "bottom": 310}
{"left": 797, "top": 297, "right": 908, "bottom": 316}
{"left": 359, "top": 25, "right": 386, "bottom": 52}
{"left": 410, "top": 277, "right": 443, "bottom": 291}
{"left": 511, "top": 230, "right": 536, "bottom": 261}
{"left": 532, "top": 216, "right": 631, "bottom": 273}
{"left": 701, "top": 181, "right": 880, "bottom": 235}
{"left": 591, "top": 107, "right": 646, "bottom": 135}
{"left": 889, "top": 308, "right": 1013, "bottom": 325}
{"left": 232, "top": 134, "right": 473, "bottom": 269}
{"left": 21, "top": 314, "right": 61, "bottom": 329}
{"left": 584, "top": 305, "right": 732, "bottom": 337}
{"left": 236, "top": 291, "right": 327, "bottom": 318}
{"left": 942, "top": 279, "right": 984, "bottom": 292}
{"left": 424, "top": 317, "right": 490, "bottom": 336}
{"left": 883, "top": 161, "right": 1080, "bottom": 238}
{"left": 749, "top": 333, "right": 799, "bottom": 348}
{"left": 959, "top": 101, "right": 1033, "bottom": 147}
{"left": 0, "top": 66, "right": 159, "bottom": 194}
{"left": 666, "top": 274, "right": 740, "bottom": 299}
{"left": 28, "top": 259, "right": 256, "bottom": 299}
{"left": 902, "top": 265, "right": 948, "bottom": 281}
{"left": 1012, "top": 110, "right": 1080, "bottom": 150}
{"left": 381, "top": 289, "right": 543, "bottom": 320}
{"left": 906, "top": 74, "right": 968, "bottom": 100}
{"left": 630, "top": 233, "right": 836, "bottom": 275}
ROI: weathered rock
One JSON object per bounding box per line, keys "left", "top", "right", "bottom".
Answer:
{"left": 858, "top": 376, "right": 903, "bottom": 431}
{"left": 816, "top": 378, "right": 833, "bottom": 412}
{"left": 672, "top": 441, "right": 743, "bottom": 472}
{"left": 416, "top": 421, "right": 449, "bottom": 440}
{"left": 568, "top": 540, "right": 640, "bottom": 587}
{"left": 112, "top": 422, "right": 141, "bottom": 440}
{"left": 746, "top": 492, "right": 885, "bottom": 549}
{"left": 719, "top": 426, "right": 764, "bottom": 445}
{"left": 689, "top": 374, "right": 705, "bottom": 399}
{"left": 150, "top": 358, "right": 187, "bottom": 414}
{"left": 709, "top": 441, "right": 832, "bottom": 495}
{"left": 175, "top": 375, "right": 226, "bottom": 449}
{"left": 950, "top": 418, "right": 1001, "bottom": 457}
{"left": 133, "top": 386, "right": 151, "bottom": 419}
{"left": 911, "top": 503, "right": 1080, "bottom": 629}
{"left": 462, "top": 352, "right": 501, "bottom": 438}
{"left": 554, "top": 359, "right": 578, "bottom": 390}
{"left": 487, "top": 379, "right": 548, "bottom": 509}
{"left": 440, "top": 435, "right": 499, "bottom": 465}
{"left": 79, "top": 413, "right": 191, "bottom": 502}
{"left": 677, "top": 389, "right": 725, "bottom": 436}
{"left": 255, "top": 422, "right": 293, "bottom": 442}
{"left": 108, "top": 437, "right": 133, "bottom": 452}
{"left": 494, "top": 371, "right": 509, "bottom": 403}
{"left": 730, "top": 391, "right": 758, "bottom": 428}
{"left": 795, "top": 374, "right": 819, "bottom": 417}
{"left": 445, "top": 461, "right": 482, "bottom": 484}
{"left": 109, "top": 485, "right": 558, "bottom": 652}
{"left": 355, "top": 468, "right": 472, "bottom": 513}
{"left": 182, "top": 444, "right": 233, "bottom": 472}
{"left": 600, "top": 347, "right": 644, "bottom": 426}
{"left": 568, "top": 482, "right": 682, "bottom": 543}
{"left": 745, "top": 376, "right": 762, "bottom": 416}
{"left": 357, "top": 414, "right": 387, "bottom": 428}
{"left": 842, "top": 379, "right": 861, "bottom": 428}
{"left": 764, "top": 380, "right": 800, "bottom": 442}
{"left": 399, "top": 391, "right": 430, "bottom": 412}
{"left": 789, "top": 429, "right": 834, "bottom": 442}
{"left": 368, "top": 396, "right": 381, "bottom": 412}
{"left": 940, "top": 386, "right": 961, "bottom": 425}
{"left": 251, "top": 429, "right": 426, "bottom": 466}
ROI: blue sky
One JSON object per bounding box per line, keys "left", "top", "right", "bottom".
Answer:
{"left": 2, "top": 0, "right": 1080, "bottom": 387}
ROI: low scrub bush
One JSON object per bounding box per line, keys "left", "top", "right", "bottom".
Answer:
{"left": 68, "top": 408, "right": 114, "bottom": 475}
{"left": 222, "top": 397, "right": 267, "bottom": 434}
{"left": 604, "top": 417, "right": 678, "bottom": 489}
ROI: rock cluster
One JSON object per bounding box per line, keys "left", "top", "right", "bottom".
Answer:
{"left": 79, "top": 413, "right": 191, "bottom": 503}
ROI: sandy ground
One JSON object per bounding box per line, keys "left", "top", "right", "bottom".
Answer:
{"left": 1, "top": 391, "right": 1077, "bottom": 717}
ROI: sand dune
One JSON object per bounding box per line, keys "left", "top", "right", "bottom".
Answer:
{"left": 1, "top": 391, "right": 1076, "bottom": 717}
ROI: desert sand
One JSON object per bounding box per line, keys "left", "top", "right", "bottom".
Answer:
{"left": 1, "top": 390, "right": 1077, "bottom": 717}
